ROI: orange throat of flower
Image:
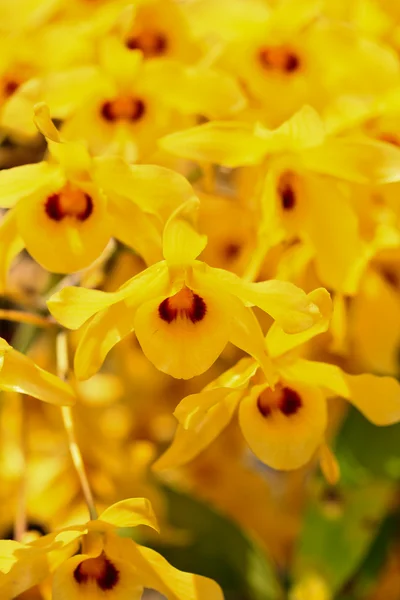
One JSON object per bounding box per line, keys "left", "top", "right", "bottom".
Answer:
{"left": 158, "top": 286, "right": 207, "bottom": 324}
{"left": 101, "top": 96, "right": 146, "bottom": 122}
{"left": 258, "top": 45, "right": 301, "bottom": 73}
{"left": 45, "top": 183, "right": 93, "bottom": 222}
{"left": 74, "top": 553, "right": 119, "bottom": 591}
{"left": 257, "top": 385, "right": 302, "bottom": 418}
{"left": 126, "top": 29, "right": 168, "bottom": 57}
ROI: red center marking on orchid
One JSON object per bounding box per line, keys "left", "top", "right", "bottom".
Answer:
{"left": 158, "top": 286, "right": 207, "bottom": 324}
{"left": 381, "top": 268, "right": 399, "bottom": 288}
{"left": 278, "top": 171, "right": 297, "bottom": 211}
{"left": 258, "top": 46, "right": 300, "bottom": 73}
{"left": 224, "top": 242, "right": 241, "bottom": 260}
{"left": 126, "top": 31, "right": 168, "bottom": 57}
{"left": 3, "top": 78, "right": 20, "bottom": 97}
{"left": 101, "top": 97, "right": 146, "bottom": 122}
{"left": 279, "top": 387, "right": 302, "bottom": 415}
{"left": 45, "top": 183, "right": 93, "bottom": 222}
{"left": 378, "top": 133, "right": 400, "bottom": 147}
{"left": 74, "top": 553, "right": 119, "bottom": 591}
{"left": 257, "top": 385, "right": 302, "bottom": 418}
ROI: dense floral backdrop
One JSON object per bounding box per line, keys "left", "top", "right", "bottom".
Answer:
{"left": 0, "top": 1, "right": 400, "bottom": 599}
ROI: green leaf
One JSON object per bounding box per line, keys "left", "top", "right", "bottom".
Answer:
{"left": 292, "top": 406, "right": 400, "bottom": 598}
{"left": 143, "top": 485, "right": 283, "bottom": 600}
{"left": 335, "top": 406, "right": 400, "bottom": 482}
{"left": 339, "top": 511, "right": 400, "bottom": 598}
{"left": 292, "top": 480, "right": 394, "bottom": 596}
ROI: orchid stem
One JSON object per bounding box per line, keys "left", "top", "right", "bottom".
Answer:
{"left": 0, "top": 309, "right": 55, "bottom": 329}
{"left": 56, "top": 332, "right": 98, "bottom": 521}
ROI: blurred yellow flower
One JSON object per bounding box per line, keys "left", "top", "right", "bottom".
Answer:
{"left": 0, "top": 337, "right": 75, "bottom": 406}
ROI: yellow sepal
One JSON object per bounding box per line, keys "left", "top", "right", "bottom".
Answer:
{"left": 0, "top": 344, "right": 75, "bottom": 406}
{"left": 99, "top": 498, "right": 159, "bottom": 532}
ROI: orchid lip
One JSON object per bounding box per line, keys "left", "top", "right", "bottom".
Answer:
{"left": 278, "top": 171, "right": 297, "bottom": 211}
{"left": 126, "top": 31, "right": 168, "bottom": 57}
{"left": 257, "top": 385, "right": 302, "bottom": 418}
{"left": 74, "top": 553, "right": 119, "bottom": 591}
{"left": 45, "top": 187, "right": 93, "bottom": 222}
{"left": 158, "top": 286, "right": 207, "bottom": 324}
{"left": 100, "top": 97, "right": 146, "bottom": 122}
{"left": 258, "top": 46, "right": 301, "bottom": 73}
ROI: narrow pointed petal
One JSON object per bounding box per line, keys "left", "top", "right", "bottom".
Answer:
{"left": 48, "top": 139, "right": 92, "bottom": 179}
{"left": 33, "top": 102, "right": 61, "bottom": 142}
{"left": 172, "top": 357, "right": 256, "bottom": 429}
{"left": 227, "top": 295, "right": 276, "bottom": 383}
{"left": 350, "top": 270, "right": 400, "bottom": 374}
{"left": 0, "top": 162, "right": 62, "bottom": 208}
{"left": 303, "top": 138, "right": 400, "bottom": 184}
{"left": 280, "top": 359, "right": 400, "bottom": 425}
{"left": 99, "top": 35, "right": 142, "bottom": 88}
{"left": 272, "top": 104, "right": 325, "bottom": 150}
{"left": 0, "top": 347, "right": 75, "bottom": 405}
{"left": 99, "top": 498, "right": 159, "bottom": 532}
{"left": 154, "top": 389, "right": 241, "bottom": 470}
{"left": 108, "top": 194, "right": 163, "bottom": 265}
{"left": 147, "top": 60, "right": 246, "bottom": 118}
{"left": 0, "top": 541, "right": 51, "bottom": 599}
{"left": 93, "top": 157, "right": 194, "bottom": 220}
{"left": 74, "top": 267, "right": 169, "bottom": 380}
{"left": 174, "top": 387, "right": 236, "bottom": 429}
{"left": 266, "top": 288, "right": 332, "bottom": 358}
{"left": 200, "top": 265, "right": 322, "bottom": 333}
{"left": 344, "top": 374, "right": 400, "bottom": 426}
{"left": 159, "top": 121, "right": 270, "bottom": 167}
{"left": 279, "top": 358, "right": 349, "bottom": 397}
{"left": 302, "top": 175, "right": 365, "bottom": 293}
{"left": 48, "top": 287, "right": 122, "bottom": 330}
{"left": 73, "top": 301, "right": 137, "bottom": 381}
{"left": 32, "top": 67, "right": 104, "bottom": 119}
{"left": 209, "top": 357, "right": 259, "bottom": 391}
{"left": 133, "top": 545, "right": 224, "bottom": 600}
{"left": 48, "top": 263, "right": 168, "bottom": 330}
{"left": 268, "top": 0, "right": 321, "bottom": 35}
{"left": 319, "top": 443, "right": 340, "bottom": 485}
{"left": 0, "top": 210, "right": 24, "bottom": 293}
{"left": 163, "top": 199, "right": 207, "bottom": 266}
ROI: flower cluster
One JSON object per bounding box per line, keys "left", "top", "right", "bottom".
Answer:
{"left": 0, "top": 0, "right": 400, "bottom": 598}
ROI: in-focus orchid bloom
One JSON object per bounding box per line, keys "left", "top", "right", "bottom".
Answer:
{"left": 154, "top": 290, "right": 400, "bottom": 473}
{"left": 48, "top": 200, "right": 326, "bottom": 381}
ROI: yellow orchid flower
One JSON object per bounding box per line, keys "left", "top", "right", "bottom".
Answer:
{"left": 160, "top": 104, "right": 400, "bottom": 292}
{"left": 0, "top": 497, "right": 223, "bottom": 600}
{"left": 110, "top": 0, "right": 201, "bottom": 64}
{"left": 46, "top": 35, "right": 245, "bottom": 161}
{"left": 197, "top": 191, "right": 257, "bottom": 276}
{"left": 349, "top": 260, "right": 400, "bottom": 376}
{"left": 201, "top": 0, "right": 399, "bottom": 125}
{"left": 0, "top": 103, "right": 196, "bottom": 284}
{"left": 154, "top": 288, "right": 400, "bottom": 472}
{"left": 160, "top": 102, "right": 400, "bottom": 180}
{"left": 2, "top": 0, "right": 205, "bottom": 142}
{"left": 47, "top": 199, "right": 325, "bottom": 381}
{"left": 0, "top": 337, "right": 75, "bottom": 406}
